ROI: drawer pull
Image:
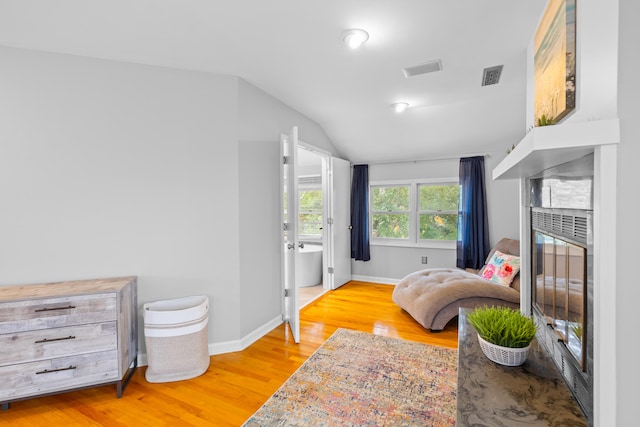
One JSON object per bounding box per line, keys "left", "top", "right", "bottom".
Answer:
{"left": 35, "top": 365, "right": 77, "bottom": 375}
{"left": 34, "top": 305, "right": 76, "bottom": 312}
{"left": 34, "top": 335, "right": 76, "bottom": 344}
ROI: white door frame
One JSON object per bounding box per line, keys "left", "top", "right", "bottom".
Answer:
{"left": 281, "top": 127, "right": 300, "bottom": 343}
{"left": 298, "top": 142, "right": 351, "bottom": 291}
{"left": 282, "top": 136, "right": 352, "bottom": 342}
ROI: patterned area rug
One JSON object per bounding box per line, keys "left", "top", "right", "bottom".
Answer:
{"left": 243, "top": 328, "right": 457, "bottom": 426}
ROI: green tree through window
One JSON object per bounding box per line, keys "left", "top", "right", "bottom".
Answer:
{"left": 419, "top": 184, "right": 459, "bottom": 240}
{"left": 371, "top": 186, "right": 410, "bottom": 239}
{"left": 370, "top": 181, "right": 459, "bottom": 244}
{"left": 299, "top": 189, "right": 323, "bottom": 236}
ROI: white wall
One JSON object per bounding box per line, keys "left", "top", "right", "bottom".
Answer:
{"left": 238, "top": 140, "right": 282, "bottom": 338}
{"left": 237, "top": 79, "right": 338, "bottom": 154}
{"left": 485, "top": 154, "right": 521, "bottom": 245}
{"left": 615, "top": 1, "right": 638, "bottom": 425}
{"left": 0, "top": 46, "right": 242, "bottom": 349}
{"left": 0, "top": 46, "right": 342, "bottom": 354}
{"left": 351, "top": 153, "right": 519, "bottom": 282}
{"left": 297, "top": 148, "right": 324, "bottom": 177}
{"left": 236, "top": 79, "right": 341, "bottom": 339}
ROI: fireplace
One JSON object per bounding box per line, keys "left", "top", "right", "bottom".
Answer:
{"left": 529, "top": 154, "right": 593, "bottom": 423}
{"left": 532, "top": 225, "right": 588, "bottom": 367}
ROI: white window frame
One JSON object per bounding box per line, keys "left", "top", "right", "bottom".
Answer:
{"left": 369, "top": 183, "right": 413, "bottom": 243}
{"left": 369, "top": 178, "right": 458, "bottom": 249}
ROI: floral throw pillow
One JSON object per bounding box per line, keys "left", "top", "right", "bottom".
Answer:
{"left": 480, "top": 250, "right": 521, "bottom": 286}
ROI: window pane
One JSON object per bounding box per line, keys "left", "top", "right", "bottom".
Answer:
{"left": 419, "top": 214, "right": 458, "bottom": 240}
{"left": 299, "top": 213, "right": 322, "bottom": 235}
{"left": 372, "top": 186, "right": 409, "bottom": 211}
{"left": 419, "top": 185, "right": 459, "bottom": 211}
{"left": 299, "top": 190, "right": 322, "bottom": 212}
{"left": 372, "top": 214, "right": 409, "bottom": 239}
{"left": 299, "top": 189, "right": 322, "bottom": 236}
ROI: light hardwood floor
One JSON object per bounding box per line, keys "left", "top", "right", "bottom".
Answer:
{"left": 1, "top": 281, "right": 458, "bottom": 426}
{"left": 298, "top": 283, "right": 325, "bottom": 308}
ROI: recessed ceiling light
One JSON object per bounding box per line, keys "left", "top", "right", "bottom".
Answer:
{"left": 340, "top": 28, "right": 369, "bottom": 49}
{"left": 392, "top": 102, "right": 409, "bottom": 113}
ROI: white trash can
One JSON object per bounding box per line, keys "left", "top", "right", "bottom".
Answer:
{"left": 143, "top": 295, "right": 210, "bottom": 383}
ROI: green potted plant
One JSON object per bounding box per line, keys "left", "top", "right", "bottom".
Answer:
{"left": 537, "top": 114, "right": 554, "bottom": 126}
{"left": 467, "top": 306, "right": 537, "bottom": 366}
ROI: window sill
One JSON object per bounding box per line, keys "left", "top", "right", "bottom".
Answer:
{"left": 370, "top": 240, "right": 456, "bottom": 250}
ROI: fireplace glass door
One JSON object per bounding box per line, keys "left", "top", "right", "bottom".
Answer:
{"left": 533, "top": 231, "right": 586, "bottom": 369}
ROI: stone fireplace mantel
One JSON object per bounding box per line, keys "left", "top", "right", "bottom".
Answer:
{"left": 492, "top": 118, "right": 619, "bottom": 180}
{"left": 457, "top": 308, "right": 588, "bottom": 426}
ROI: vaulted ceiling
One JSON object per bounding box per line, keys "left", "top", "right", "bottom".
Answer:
{"left": 0, "top": 0, "right": 547, "bottom": 163}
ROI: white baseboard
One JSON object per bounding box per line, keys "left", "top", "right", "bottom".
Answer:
{"left": 238, "top": 315, "right": 283, "bottom": 352}
{"left": 137, "top": 315, "right": 283, "bottom": 366}
{"left": 350, "top": 274, "right": 399, "bottom": 285}
{"left": 208, "top": 338, "right": 242, "bottom": 355}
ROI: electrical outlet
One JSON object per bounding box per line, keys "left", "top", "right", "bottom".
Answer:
{"left": 421, "top": 256, "right": 428, "bottom": 264}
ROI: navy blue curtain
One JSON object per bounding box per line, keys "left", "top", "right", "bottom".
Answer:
{"left": 456, "top": 156, "right": 490, "bottom": 269}
{"left": 350, "top": 165, "right": 370, "bottom": 261}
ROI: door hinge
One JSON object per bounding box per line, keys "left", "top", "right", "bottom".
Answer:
{"left": 284, "top": 289, "right": 289, "bottom": 297}
{"left": 283, "top": 156, "right": 289, "bottom": 165}
{"left": 283, "top": 223, "right": 288, "bottom": 231}
{"left": 327, "top": 218, "right": 334, "bottom": 225}
{"left": 328, "top": 267, "right": 334, "bottom": 274}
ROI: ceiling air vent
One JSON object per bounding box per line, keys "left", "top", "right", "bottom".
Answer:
{"left": 482, "top": 65, "right": 503, "bottom": 86}
{"left": 403, "top": 59, "right": 442, "bottom": 78}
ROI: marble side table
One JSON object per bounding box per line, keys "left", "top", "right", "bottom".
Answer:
{"left": 456, "top": 308, "right": 588, "bottom": 426}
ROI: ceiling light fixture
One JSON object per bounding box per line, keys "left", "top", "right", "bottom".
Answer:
{"left": 340, "top": 28, "right": 369, "bottom": 49}
{"left": 392, "top": 102, "right": 409, "bottom": 113}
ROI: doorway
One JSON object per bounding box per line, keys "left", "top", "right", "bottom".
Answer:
{"left": 281, "top": 127, "right": 351, "bottom": 343}
{"left": 296, "top": 146, "right": 327, "bottom": 308}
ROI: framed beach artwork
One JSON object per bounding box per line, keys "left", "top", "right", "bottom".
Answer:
{"left": 534, "top": 0, "right": 576, "bottom": 126}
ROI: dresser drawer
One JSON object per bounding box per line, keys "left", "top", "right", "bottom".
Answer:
{"left": 0, "top": 350, "right": 119, "bottom": 401}
{"left": 0, "top": 277, "right": 137, "bottom": 407}
{"left": 0, "top": 293, "right": 116, "bottom": 334}
{"left": 0, "top": 322, "right": 117, "bottom": 366}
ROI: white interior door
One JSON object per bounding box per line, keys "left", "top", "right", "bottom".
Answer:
{"left": 328, "top": 156, "right": 352, "bottom": 289}
{"left": 281, "top": 127, "right": 300, "bottom": 343}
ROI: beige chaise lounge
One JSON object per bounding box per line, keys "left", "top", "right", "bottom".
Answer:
{"left": 392, "top": 238, "right": 521, "bottom": 331}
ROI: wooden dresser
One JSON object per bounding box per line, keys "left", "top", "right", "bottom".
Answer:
{"left": 0, "top": 276, "right": 137, "bottom": 410}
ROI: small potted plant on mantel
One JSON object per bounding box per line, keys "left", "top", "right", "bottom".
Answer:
{"left": 467, "top": 306, "right": 537, "bottom": 366}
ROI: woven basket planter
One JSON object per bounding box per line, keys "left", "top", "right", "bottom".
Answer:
{"left": 477, "top": 335, "right": 530, "bottom": 366}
